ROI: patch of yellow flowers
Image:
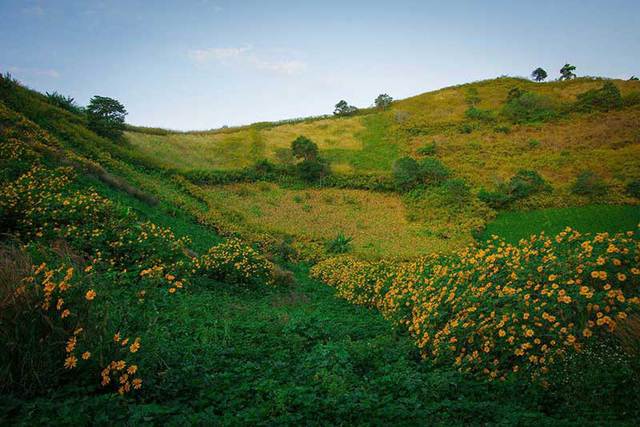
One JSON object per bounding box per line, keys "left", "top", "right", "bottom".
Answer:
{"left": 311, "top": 227, "right": 640, "bottom": 381}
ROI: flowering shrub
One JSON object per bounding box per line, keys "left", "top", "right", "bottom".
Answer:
{"left": 311, "top": 227, "right": 640, "bottom": 381}
{"left": 196, "top": 238, "right": 276, "bottom": 286}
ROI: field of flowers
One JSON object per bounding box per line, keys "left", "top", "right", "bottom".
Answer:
{"left": 311, "top": 227, "right": 640, "bottom": 381}
{"left": 0, "top": 104, "right": 280, "bottom": 397}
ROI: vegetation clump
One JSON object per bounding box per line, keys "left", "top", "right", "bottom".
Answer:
{"left": 479, "top": 170, "right": 549, "bottom": 209}
{"left": 86, "top": 95, "right": 127, "bottom": 140}
{"left": 571, "top": 171, "right": 609, "bottom": 197}
{"left": 574, "top": 82, "right": 623, "bottom": 112}
{"left": 392, "top": 156, "right": 450, "bottom": 191}
{"left": 312, "top": 227, "right": 640, "bottom": 382}
{"left": 502, "top": 89, "right": 557, "bottom": 124}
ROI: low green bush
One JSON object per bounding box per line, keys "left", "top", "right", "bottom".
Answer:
{"left": 502, "top": 90, "right": 557, "bottom": 124}
{"left": 325, "top": 233, "right": 353, "bottom": 254}
{"left": 479, "top": 170, "right": 549, "bottom": 209}
{"left": 626, "top": 180, "right": 640, "bottom": 199}
{"left": 574, "top": 82, "right": 623, "bottom": 112}
{"left": 571, "top": 171, "right": 608, "bottom": 197}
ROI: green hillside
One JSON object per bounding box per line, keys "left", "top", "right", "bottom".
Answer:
{"left": 2, "top": 73, "right": 640, "bottom": 424}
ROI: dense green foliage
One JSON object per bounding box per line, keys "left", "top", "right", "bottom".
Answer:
{"left": 502, "top": 89, "right": 557, "bottom": 123}
{"left": 531, "top": 67, "right": 547, "bottom": 82}
{"left": 571, "top": 170, "right": 609, "bottom": 197}
{"left": 574, "top": 82, "right": 624, "bottom": 112}
{"left": 479, "top": 170, "right": 549, "bottom": 209}
{"left": 86, "top": 96, "right": 127, "bottom": 140}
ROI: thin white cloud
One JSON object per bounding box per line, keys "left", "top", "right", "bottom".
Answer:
{"left": 22, "top": 5, "right": 44, "bottom": 16}
{"left": 188, "top": 45, "right": 307, "bottom": 75}
{"left": 7, "top": 66, "right": 60, "bottom": 78}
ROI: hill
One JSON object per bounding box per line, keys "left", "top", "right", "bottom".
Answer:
{"left": 1, "top": 73, "right": 640, "bottom": 424}
{"left": 124, "top": 77, "right": 640, "bottom": 257}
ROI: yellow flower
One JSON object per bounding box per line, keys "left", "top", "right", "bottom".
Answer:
{"left": 85, "top": 289, "right": 96, "bottom": 301}
{"left": 132, "top": 378, "right": 142, "bottom": 390}
{"left": 84, "top": 265, "right": 93, "bottom": 272}
{"left": 617, "top": 273, "right": 626, "bottom": 282}
{"left": 64, "top": 355, "right": 77, "bottom": 369}
{"left": 582, "top": 328, "right": 592, "bottom": 337}
{"left": 61, "top": 309, "right": 70, "bottom": 318}
{"left": 127, "top": 365, "right": 138, "bottom": 375}
{"left": 169, "top": 287, "right": 176, "bottom": 294}
{"left": 114, "top": 332, "right": 121, "bottom": 343}
{"left": 82, "top": 351, "right": 91, "bottom": 360}
{"left": 130, "top": 338, "right": 141, "bottom": 353}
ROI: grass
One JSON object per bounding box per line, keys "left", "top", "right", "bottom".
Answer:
{"left": 4, "top": 266, "right": 627, "bottom": 425}
{"left": 198, "top": 182, "right": 476, "bottom": 258}
{"left": 480, "top": 204, "right": 640, "bottom": 243}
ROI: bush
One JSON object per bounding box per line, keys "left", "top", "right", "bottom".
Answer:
{"left": 464, "top": 106, "right": 496, "bottom": 123}
{"left": 325, "top": 233, "right": 353, "bottom": 254}
{"left": 571, "top": 171, "right": 608, "bottom": 197}
{"left": 574, "top": 82, "right": 623, "bottom": 112}
{"left": 198, "top": 239, "right": 275, "bottom": 286}
{"left": 45, "top": 91, "right": 83, "bottom": 114}
{"left": 479, "top": 170, "right": 549, "bottom": 209}
{"left": 623, "top": 91, "right": 640, "bottom": 107}
{"left": 291, "top": 135, "right": 318, "bottom": 160}
{"left": 502, "top": 91, "right": 557, "bottom": 124}
{"left": 392, "top": 157, "right": 422, "bottom": 191}
{"left": 296, "top": 158, "right": 329, "bottom": 182}
{"left": 419, "top": 157, "right": 450, "bottom": 185}
{"left": 439, "top": 178, "right": 471, "bottom": 207}
{"left": 626, "top": 180, "right": 640, "bottom": 199}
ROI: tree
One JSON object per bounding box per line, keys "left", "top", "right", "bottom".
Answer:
{"left": 374, "top": 93, "right": 393, "bottom": 110}
{"left": 531, "top": 67, "right": 548, "bottom": 82}
{"left": 630, "top": 76, "right": 639, "bottom": 81}
{"left": 291, "top": 135, "right": 318, "bottom": 160}
{"left": 290, "top": 136, "right": 328, "bottom": 181}
{"left": 559, "top": 64, "right": 577, "bottom": 81}
{"left": 86, "top": 96, "right": 127, "bottom": 140}
{"left": 334, "top": 100, "right": 358, "bottom": 116}
{"left": 45, "top": 91, "right": 82, "bottom": 114}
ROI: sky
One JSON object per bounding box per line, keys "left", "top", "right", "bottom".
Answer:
{"left": 1, "top": 0, "right": 639, "bottom": 130}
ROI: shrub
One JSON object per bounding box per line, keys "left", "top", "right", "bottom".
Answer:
{"left": 333, "top": 100, "right": 358, "bottom": 116}
{"left": 392, "top": 157, "right": 422, "bottom": 191}
{"left": 297, "top": 158, "right": 329, "bottom": 182}
{"left": 571, "top": 171, "right": 608, "bottom": 197}
{"left": 464, "top": 106, "right": 496, "bottom": 123}
{"left": 626, "top": 180, "right": 640, "bottom": 199}
{"left": 623, "top": 91, "right": 640, "bottom": 107}
{"left": 291, "top": 135, "right": 318, "bottom": 160}
{"left": 458, "top": 123, "right": 474, "bottom": 134}
{"left": 325, "top": 233, "right": 353, "bottom": 254}
{"left": 45, "top": 91, "right": 83, "bottom": 114}
{"left": 574, "top": 82, "right": 623, "bottom": 112}
{"left": 479, "top": 170, "right": 549, "bottom": 209}
{"left": 439, "top": 178, "right": 471, "bottom": 207}
{"left": 198, "top": 239, "right": 275, "bottom": 286}
{"left": 502, "top": 90, "right": 557, "bottom": 123}
{"left": 419, "top": 157, "right": 450, "bottom": 185}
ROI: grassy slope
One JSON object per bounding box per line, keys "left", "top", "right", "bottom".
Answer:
{"left": 125, "top": 77, "right": 640, "bottom": 190}
{"left": 481, "top": 204, "right": 640, "bottom": 243}
{"left": 2, "top": 77, "right": 640, "bottom": 424}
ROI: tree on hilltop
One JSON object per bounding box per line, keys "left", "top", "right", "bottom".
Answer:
{"left": 334, "top": 100, "right": 358, "bottom": 116}
{"left": 531, "top": 67, "right": 548, "bottom": 82}
{"left": 86, "top": 96, "right": 127, "bottom": 140}
{"left": 374, "top": 93, "right": 393, "bottom": 110}
{"left": 559, "top": 64, "right": 577, "bottom": 81}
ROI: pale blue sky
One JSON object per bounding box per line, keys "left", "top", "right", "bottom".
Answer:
{"left": 1, "top": 0, "right": 639, "bottom": 130}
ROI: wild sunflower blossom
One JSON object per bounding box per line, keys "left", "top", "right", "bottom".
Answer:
{"left": 311, "top": 227, "right": 640, "bottom": 380}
